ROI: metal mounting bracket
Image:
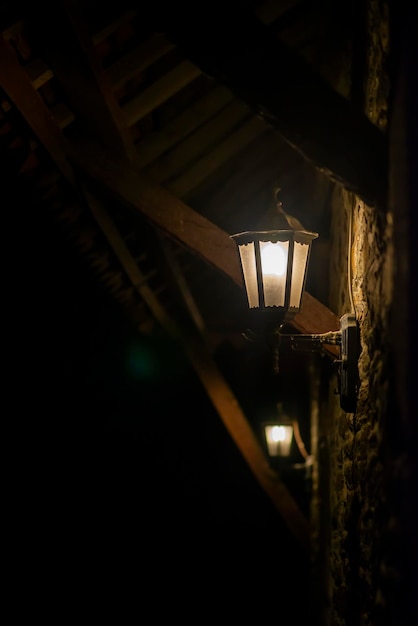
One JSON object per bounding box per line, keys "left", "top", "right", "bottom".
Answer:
{"left": 339, "top": 313, "right": 359, "bottom": 412}
{"left": 244, "top": 311, "right": 360, "bottom": 412}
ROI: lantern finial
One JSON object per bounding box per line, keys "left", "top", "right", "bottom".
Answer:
{"left": 259, "top": 185, "right": 306, "bottom": 231}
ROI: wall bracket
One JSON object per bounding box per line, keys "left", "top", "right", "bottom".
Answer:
{"left": 338, "top": 313, "right": 359, "bottom": 413}
{"left": 269, "top": 312, "right": 360, "bottom": 412}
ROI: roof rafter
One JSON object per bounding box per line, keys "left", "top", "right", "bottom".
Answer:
{"left": 159, "top": 1, "right": 387, "bottom": 206}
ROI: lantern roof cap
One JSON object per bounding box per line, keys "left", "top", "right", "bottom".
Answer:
{"left": 258, "top": 186, "right": 307, "bottom": 230}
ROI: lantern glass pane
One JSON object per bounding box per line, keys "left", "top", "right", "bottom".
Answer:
{"left": 260, "top": 240, "right": 289, "bottom": 307}
{"left": 264, "top": 424, "right": 293, "bottom": 457}
{"left": 290, "top": 241, "right": 309, "bottom": 308}
{"left": 238, "top": 241, "right": 259, "bottom": 308}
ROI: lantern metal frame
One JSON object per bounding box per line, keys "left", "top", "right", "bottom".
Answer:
{"left": 230, "top": 227, "right": 319, "bottom": 323}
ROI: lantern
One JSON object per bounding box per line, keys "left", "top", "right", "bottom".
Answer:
{"left": 230, "top": 189, "right": 318, "bottom": 323}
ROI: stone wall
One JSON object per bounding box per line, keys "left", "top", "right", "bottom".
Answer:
{"left": 310, "top": 2, "right": 414, "bottom": 623}
{"left": 323, "top": 185, "right": 394, "bottom": 626}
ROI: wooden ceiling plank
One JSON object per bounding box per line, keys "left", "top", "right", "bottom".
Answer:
{"left": 0, "top": 36, "right": 74, "bottom": 184}
{"left": 66, "top": 136, "right": 341, "bottom": 340}
{"left": 168, "top": 116, "right": 266, "bottom": 197}
{"left": 122, "top": 60, "right": 201, "bottom": 128}
{"left": 133, "top": 84, "right": 234, "bottom": 169}
{"left": 107, "top": 33, "right": 175, "bottom": 90}
{"left": 161, "top": 2, "right": 387, "bottom": 205}
{"left": 144, "top": 99, "right": 251, "bottom": 184}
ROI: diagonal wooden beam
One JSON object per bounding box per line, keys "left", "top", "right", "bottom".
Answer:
{"left": 84, "top": 183, "right": 310, "bottom": 549}
{"left": 158, "top": 1, "right": 387, "bottom": 206}
{"left": 66, "top": 136, "right": 341, "bottom": 342}
{"left": 185, "top": 328, "right": 310, "bottom": 551}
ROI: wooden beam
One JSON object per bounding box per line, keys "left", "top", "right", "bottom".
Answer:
{"left": 84, "top": 183, "right": 310, "bottom": 548}
{"left": 159, "top": 2, "right": 387, "bottom": 206}
{"left": 185, "top": 330, "right": 310, "bottom": 550}
{"left": 66, "top": 136, "right": 341, "bottom": 341}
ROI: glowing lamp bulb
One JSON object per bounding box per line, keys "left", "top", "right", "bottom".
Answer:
{"left": 261, "top": 242, "right": 286, "bottom": 276}
{"left": 271, "top": 425, "right": 286, "bottom": 442}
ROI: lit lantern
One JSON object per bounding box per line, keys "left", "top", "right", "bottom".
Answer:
{"left": 231, "top": 189, "right": 318, "bottom": 323}
{"left": 262, "top": 403, "right": 310, "bottom": 460}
